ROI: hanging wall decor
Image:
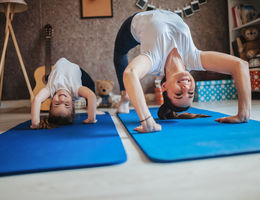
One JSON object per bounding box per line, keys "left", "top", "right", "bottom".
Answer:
{"left": 80, "top": 0, "right": 113, "bottom": 19}
{"left": 135, "top": 0, "right": 207, "bottom": 19}
{"left": 136, "top": 0, "right": 148, "bottom": 9}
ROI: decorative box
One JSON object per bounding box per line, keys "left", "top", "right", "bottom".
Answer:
{"left": 74, "top": 97, "right": 86, "bottom": 109}
{"left": 250, "top": 69, "right": 260, "bottom": 91}
{"left": 249, "top": 54, "right": 260, "bottom": 69}
{"left": 194, "top": 79, "right": 238, "bottom": 102}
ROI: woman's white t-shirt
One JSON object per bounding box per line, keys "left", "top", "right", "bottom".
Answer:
{"left": 46, "top": 58, "right": 82, "bottom": 98}
{"left": 130, "top": 9, "right": 205, "bottom": 75}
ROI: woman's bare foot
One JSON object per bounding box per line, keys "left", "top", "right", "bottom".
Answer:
{"left": 117, "top": 91, "right": 130, "bottom": 113}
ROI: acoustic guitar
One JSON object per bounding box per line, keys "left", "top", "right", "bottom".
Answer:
{"left": 33, "top": 24, "right": 54, "bottom": 111}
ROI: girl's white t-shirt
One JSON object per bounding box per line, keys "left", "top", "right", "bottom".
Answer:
{"left": 130, "top": 9, "right": 205, "bottom": 75}
{"left": 46, "top": 58, "right": 82, "bottom": 98}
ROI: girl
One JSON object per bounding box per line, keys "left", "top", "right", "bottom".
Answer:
{"left": 113, "top": 9, "right": 251, "bottom": 133}
{"left": 31, "top": 58, "right": 97, "bottom": 129}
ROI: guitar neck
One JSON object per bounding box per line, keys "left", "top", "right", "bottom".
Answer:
{"left": 45, "top": 38, "right": 52, "bottom": 77}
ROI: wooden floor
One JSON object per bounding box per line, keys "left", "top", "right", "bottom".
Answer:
{"left": 0, "top": 100, "right": 260, "bottom": 200}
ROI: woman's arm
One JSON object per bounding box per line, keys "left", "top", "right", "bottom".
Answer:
{"left": 123, "top": 55, "right": 162, "bottom": 132}
{"left": 31, "top": 88, "right": 50, "bottom": 128}
{"left": 200, "top": 51, "right": 251, "bottom": 123}
{"left": 78, "top": 86, "right": 97, "bottom": 123}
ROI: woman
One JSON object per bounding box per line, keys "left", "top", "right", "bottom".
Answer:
{"left": 113, "top": 9, "right": 251, "bottom": 133}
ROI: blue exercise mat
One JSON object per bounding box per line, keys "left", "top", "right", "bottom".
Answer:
{"left": 117, "top": 107, "right": 260, "bottom": 163}
{"left": 0, "top": 112, "right": 127, "bottom": 176}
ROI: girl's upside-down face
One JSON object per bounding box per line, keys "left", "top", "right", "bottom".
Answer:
{"left": 51, "top": 89, "right": 73, "bottom": 117}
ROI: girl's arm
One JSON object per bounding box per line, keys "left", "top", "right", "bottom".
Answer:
{"left": 200, "top": 51, "right": 251, "bottom": 123}
{"left": 31, "top": 88, "right": 50, "bottom": 128}
{"left": 123, "top": 55, "right": 162, "bottom": 132}
{"left": 78, "top": 86, "right": 97, "bottom": 123}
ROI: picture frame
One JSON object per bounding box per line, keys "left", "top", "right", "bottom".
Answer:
{"left": 191, "top": 0, "right": 200, "bottom": 12}
{"left": 174, "top": 8, "right": 183, "bottom": 18}
{"left": 146, "top": 4, "right": 155, "bottom": 11}
{"left": 80, "top": 0, "right": 113, "bottom": 19}
{"left": 183, "top": 5, "right": 194, "bottom": 17}
{"left": 136, "top": 0, "right": 147, "bottom": 9}
{"left": 198, "top": 0, "right": 207, "bottom": 5}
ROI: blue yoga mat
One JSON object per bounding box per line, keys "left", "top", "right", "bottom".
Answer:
{"left": 0, "top": 112, "right": 127, "bottom": 176}
{"left": 117, "top": 107, "right": 260, "bottom": 163}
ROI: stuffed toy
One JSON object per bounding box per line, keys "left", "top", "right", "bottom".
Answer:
{"left": 236, "top": 26, "right": 260, "bottom": 61}
{"left": 96, "top": 80, "right": 114, "bottom": 108}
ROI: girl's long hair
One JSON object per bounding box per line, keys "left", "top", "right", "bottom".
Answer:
{"left": 38, "top": 103, "right": 75, "bottom": 129}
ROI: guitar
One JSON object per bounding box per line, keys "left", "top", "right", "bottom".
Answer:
{"left": 33, "top": 24, "right": 54, "bottom": 111}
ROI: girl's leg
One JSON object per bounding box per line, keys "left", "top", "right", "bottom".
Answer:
{"left": 113, "top": 14, "right": 139, "bottom": 113}
{"left": 80, "top": 68, "right": 95, "bottom": 93}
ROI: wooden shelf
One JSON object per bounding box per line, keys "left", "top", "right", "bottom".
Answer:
{"left": 232, "top": 18, "right": 260, "bottom": 31}
{"left": 227, "top": 0, "right": 260, "bottom": 55}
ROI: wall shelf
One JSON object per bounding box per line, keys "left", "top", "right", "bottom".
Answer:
{"left": 232, "top": 17, "right": 260, "bottom": 31}
{"left": 227, "top": 0, "right": 260, "bottom": 55}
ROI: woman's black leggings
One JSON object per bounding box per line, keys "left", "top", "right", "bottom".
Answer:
{"left": 113, "top": 13, "right": 140, "bottom": 91}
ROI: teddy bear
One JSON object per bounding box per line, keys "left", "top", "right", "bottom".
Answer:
{"left": 236, "top": 26, "right": 260, "bottom": 61}
{"left": 96, "top": 80, "right": 114, "bottom": 108}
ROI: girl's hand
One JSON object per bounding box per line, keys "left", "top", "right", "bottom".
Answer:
{"left": 134, "top": 117, "right": 162, "bottom": 133}
{"left": 83, "top": 118, "right": 97, "bottom": 124}
{"left": 30, "top": 123, "right": 40, "bottom": 129}
{"left": 85, "top": 110, "right": 105, "bottom": 115}
{"left": 96, "top": 110, "right": 105, "bottom": 115}
{"left": 215, "top": 115, "right": 249, "bottom": 123}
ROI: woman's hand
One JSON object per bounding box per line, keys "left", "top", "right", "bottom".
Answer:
{"left": 200, "top": 52, "right": 251, "bottom": 125}
{"left": 215, "top": 114, "right": 249, "bottom": 123}
{"left": 134, "top": 117, "right": 162, "bottom": 133}
{"left": 83, "top": 118, "right": 97, "bottom": 124}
